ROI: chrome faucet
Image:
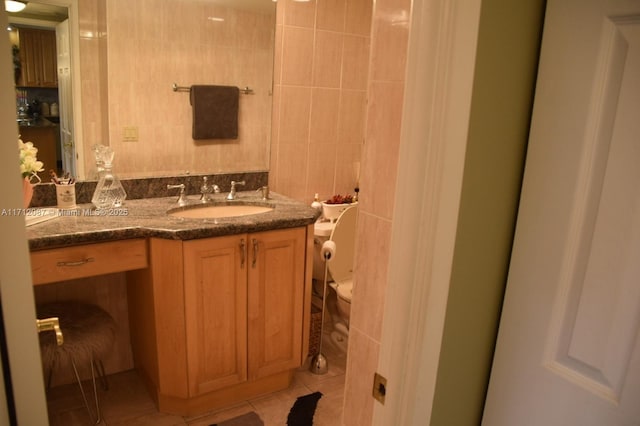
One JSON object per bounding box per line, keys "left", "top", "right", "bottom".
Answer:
{"left": 167, "top": 183, "right": 188, "bottom": 206}
{"left": 200, "top": 176, "right": 220, "bottom": 202}
{"left": 226, "top": 180, "right": 245, "bottom": 200}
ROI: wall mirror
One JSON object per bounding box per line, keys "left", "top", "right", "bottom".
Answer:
{"left": 8, "top": 0, "right": 276, "bottom": 181}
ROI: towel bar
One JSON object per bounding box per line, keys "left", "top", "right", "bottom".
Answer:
{"left": 172, "top": 83, "right": 254, "bottom": 95}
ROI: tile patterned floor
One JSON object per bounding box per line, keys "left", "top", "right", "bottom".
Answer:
{"left": 45, "top": 329, "right": 347, "bottom": 425}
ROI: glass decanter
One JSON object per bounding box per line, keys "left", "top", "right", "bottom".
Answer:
{"left": 91, "top": 146, "right": 127, "bottom": 209}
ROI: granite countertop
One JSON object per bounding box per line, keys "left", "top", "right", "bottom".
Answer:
{"left": 18, "top": 117, "right": 58, "bottom": 128}
{"left": 26, "top": 191, "right": 321, "bottom": 251}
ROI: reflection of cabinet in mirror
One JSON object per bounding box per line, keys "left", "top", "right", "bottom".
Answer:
{"left": 17, "top": 28, "right": 58, "bottom": 88}
{"left": 19, "top": 124, "right": 61, "bottom": 179}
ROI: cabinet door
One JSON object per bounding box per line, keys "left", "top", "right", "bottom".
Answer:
{"left": 247, "top": 227, "right": 306, "bottom": 380}
{"left": 39, "top": 30, "right": 58, "bottom": 87}
{"left": 18, "top": 28, "right": 57, "bottom": 87}
{"left": 18, "top": 29, "right": 42, "bottom": 87}
{"left": 183, "top": 235, "right": 248, "bottom": 396}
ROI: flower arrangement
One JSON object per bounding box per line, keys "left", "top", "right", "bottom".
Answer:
{"left": 19, "top": 137, "right": 44, "bottom": 183}
{"left": 322, "top": 193, "right": 358, "bottom": 222}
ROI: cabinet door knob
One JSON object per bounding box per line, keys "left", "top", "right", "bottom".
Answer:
{"left": 252, "top": 238, "right": 259, "bottom": 268}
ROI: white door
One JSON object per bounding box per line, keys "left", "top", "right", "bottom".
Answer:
{"left": 56, "top": 19, "right": 76, "bottom": 176}
{"left": 483, "top": 0, "right": 640, "bottom": 425}
{"left": 1, "top": 9, "right": 49, "bottom": 426}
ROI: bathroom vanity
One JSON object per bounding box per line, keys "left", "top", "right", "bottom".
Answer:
{"left": 26, "top": 192, "right": 319, "bottom": 416}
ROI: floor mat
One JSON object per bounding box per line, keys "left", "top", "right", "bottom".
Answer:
{"left": 211, "top": 411, "right": 264, "bottom": 426}
{"left": 286, "top": 391, "right": 323, "bottom": 426}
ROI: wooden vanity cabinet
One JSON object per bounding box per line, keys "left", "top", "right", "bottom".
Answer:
{"left": 128, "top": 226, "right": 312, "bottom": 415}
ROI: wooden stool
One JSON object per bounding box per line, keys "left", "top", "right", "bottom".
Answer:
{"left": 37, "top": 301, "right": 116, "bottom": 424}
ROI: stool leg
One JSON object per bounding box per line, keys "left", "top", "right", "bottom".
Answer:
{"left": 70, "top": 356, "right": 99, "bottom": 424}
{"left": 46, "top": 362, "right": 54, "bottom": 390}
{"left": 95, "top": 359, "right": 109, "bottom": 391}
{"left": 89, "top": 353, "right": 102, "bottom": 424}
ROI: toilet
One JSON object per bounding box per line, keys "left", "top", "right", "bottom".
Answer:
{"left": 312, "top": 205, "right": 357, "bottom": 350}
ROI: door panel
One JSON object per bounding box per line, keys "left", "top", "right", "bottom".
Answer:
{"left": 183, "top": 235, "right": 247, "bottom": 396}
{"left": 546, "top": 16, "right": 640, "bottom": 403}
{"left": 247, "top": 228, "right": 305, "bottom": 380}
{"left": 483, "top": 1, "right": 640, "bottom": 424}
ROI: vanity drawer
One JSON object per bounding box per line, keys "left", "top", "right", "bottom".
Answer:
{"left": 30, "top": 239, "right": 148, "bottom": 285}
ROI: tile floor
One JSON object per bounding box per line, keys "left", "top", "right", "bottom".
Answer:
{"left": 45, "top": 327, "right": 347, "bottom": 425}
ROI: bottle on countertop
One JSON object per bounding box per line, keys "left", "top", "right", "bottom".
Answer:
{"left": 91, "top": 146, "right": 127, "bottom": 209}
{"left": 311, "top": 193, "right": 322, "bottom": 210}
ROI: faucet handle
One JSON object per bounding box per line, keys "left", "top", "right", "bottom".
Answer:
{"left": 231, "top": 180, "right": 245, "bottom": 189}
{"left": 256, "top": 185, "right": 269, "bottom": 200}
{"left": 167, "top": 183, "right": 188, "bottom": 206}
{"left": 227, "top": 180, "right": 246, "bottom": 200}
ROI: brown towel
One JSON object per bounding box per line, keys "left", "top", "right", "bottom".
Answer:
{"left": 190, "top": 85, "right": 239, "bottom": 140}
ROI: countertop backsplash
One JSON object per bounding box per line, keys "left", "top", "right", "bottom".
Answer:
{"left": 31, "top": 171, "right": 268, "bottom": 208}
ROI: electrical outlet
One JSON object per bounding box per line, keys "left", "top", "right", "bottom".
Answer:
{"left": 372, "top": 372, "right": 387, "bottom": 404}
{"left": 123, "top": 126, "right": 139, "bottom": 142}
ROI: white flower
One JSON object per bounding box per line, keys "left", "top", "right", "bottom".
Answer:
{"left": 18, "top": 137, "right": 44, "bottom": 181}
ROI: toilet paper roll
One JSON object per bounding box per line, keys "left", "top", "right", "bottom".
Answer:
{"left": 321, "top": 240, "right": 337, "bottom": 261}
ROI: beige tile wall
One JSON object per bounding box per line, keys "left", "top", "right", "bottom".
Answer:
{"left": 269, "top": 0, "right": 371, "bottom": 203}
{"left": 271, "top": 0, "right": 411, "bottom": 424}
{"left": 342, "top": 0, "right": 411, "bottom": 423}
{"left": 79, "top": 0, "right": 275, "bottom": 179}
{"left": 78, "top": 0, "right": 109, "bottom": 179}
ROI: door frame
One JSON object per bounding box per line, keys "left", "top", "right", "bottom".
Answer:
{"left": 373, "top": 0, "right": 544, "bottom": 423}
{"left": 373, "top": 0, "right": 483, "bottom": 423}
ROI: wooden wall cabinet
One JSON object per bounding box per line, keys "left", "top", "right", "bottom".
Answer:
{"left": 128, "top": 227, "right": 311, "bottom": 415}
{"left": 18, "top": 28, "right": 58, "bottom": 88}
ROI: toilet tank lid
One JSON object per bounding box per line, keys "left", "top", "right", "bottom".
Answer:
{"left": 314, "top": 221, "right": 335, "bottom": 237}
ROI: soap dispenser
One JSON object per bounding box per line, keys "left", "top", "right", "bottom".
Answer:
{"left": 311, "top": 193, "right": 322, "bottom": 210}
{"left": 91, "top": 146, "right": 127, "bottom": 209}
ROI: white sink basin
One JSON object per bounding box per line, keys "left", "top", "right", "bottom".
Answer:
{"left": 168, "top": 204, "right": 273, "bottom": 219}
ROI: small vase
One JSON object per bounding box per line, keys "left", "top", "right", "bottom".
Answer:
{"left": 23, "top": 177, "right": 33, "bottom": 209}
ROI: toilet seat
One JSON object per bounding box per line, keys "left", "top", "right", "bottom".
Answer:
{"left": 314, "top": 221, "right": 334, "bottom": 237}
{"left": 326, "top": 205, "right": 357, "bottom": 303}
